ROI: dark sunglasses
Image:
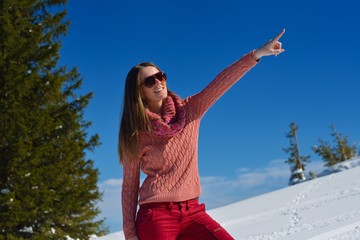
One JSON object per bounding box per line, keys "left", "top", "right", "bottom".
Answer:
{"left": 141, "top": 71, "right": 167, "bottom": 88}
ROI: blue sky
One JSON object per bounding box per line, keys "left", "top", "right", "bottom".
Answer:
{"left": 59, "top": 0, "right": 360, "bottom": 233}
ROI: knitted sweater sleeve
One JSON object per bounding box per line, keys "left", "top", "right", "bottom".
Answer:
{"left": 121, "top": 154, "right": 140, "bottom": 240}
{"left": 186, "top": 51, "right": 258, "bottom": 117}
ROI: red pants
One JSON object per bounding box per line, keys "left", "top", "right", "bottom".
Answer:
{"left": 135, "top": 198, "right": 234, "bottom": 240}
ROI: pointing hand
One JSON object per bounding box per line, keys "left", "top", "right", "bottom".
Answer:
{"left": 254, "top": 29, "right": 285, "bottom": 60}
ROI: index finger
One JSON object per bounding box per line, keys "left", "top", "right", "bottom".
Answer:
{"left": 273, "top": 28, "right": 285, "bottom": 42}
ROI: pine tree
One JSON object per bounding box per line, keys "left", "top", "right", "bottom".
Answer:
{"left": 0, "top": 0, "right": 107, "bottom": 239}
{"left": 283, "top": 122, "right": 310, "bottom": 185}
{"left": 312, "top": 125, "right": 357, "bottom": 167}
{"left": 331, "top": 125, "right": 358, "bottom": 161}
{"left": 312, "top": 139, "right": 337, "bottom": 166}
{"left": 308, "top": 171, "right": 317, "bottom": 180}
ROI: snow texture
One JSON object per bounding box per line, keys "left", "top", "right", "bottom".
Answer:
{"left": 94, "top": 158, "right": 360, "bottom": 240}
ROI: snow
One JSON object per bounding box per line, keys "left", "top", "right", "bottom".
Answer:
{"left": 318, "top": 157, "right": 360, "bottom": 176}
{"left": 94, "top": 158, "right": 360, "bottom": 240}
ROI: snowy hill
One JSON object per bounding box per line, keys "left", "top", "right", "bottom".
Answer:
{"left": 95, "top": 158, "right": 360, "bottom": 240}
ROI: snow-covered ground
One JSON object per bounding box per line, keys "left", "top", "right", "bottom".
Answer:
{"left": 95, "top": 158, "right": 360, "bottom": 240}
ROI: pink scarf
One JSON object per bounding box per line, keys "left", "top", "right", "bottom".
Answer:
{"left": 146, "top": 93, "right": 186, "bottom": 137}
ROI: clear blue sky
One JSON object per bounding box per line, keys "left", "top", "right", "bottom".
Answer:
{"left": 59, "top": 0, "right": 360, "bottom": 232}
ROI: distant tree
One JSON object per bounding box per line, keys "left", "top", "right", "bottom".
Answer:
{"left": 308, "top": 171, "right": 317, "bottom": 180}
{"left": 0, "top": 0, "right": 107, "bottom": 238}
{"left": 312, "top": 125, "right": 358, "bottom": 167}
{"left": 312, "top": 139, "right": 336, "bottom": 167}
{"left": 283, "top": 122, "right": 310, "bottom": 185}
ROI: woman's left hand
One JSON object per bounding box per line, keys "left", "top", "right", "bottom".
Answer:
{"left": 254, "top": 29, "right": 285, "bottom": 60}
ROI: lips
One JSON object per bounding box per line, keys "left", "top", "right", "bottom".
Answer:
{"left": 154, "top": 87, "right": 164, "bottom": 93}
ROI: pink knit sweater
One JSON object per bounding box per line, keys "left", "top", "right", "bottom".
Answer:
{"left": 121, "top": 52, "right": 258, "bottom": 239}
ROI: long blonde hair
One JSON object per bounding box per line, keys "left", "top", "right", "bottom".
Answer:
{"left": 118, "top": 62, "right": 161, "bottom": 163}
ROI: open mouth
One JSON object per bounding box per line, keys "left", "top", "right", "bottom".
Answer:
{"left": 154, "top": 87, "right": 164, "bottom": 93}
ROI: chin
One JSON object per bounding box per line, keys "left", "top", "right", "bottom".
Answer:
{"left": 160, "top": 89, "right": 168, "bottom": 99}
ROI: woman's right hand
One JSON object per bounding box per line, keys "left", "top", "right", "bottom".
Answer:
{"left": 254, "top": 29, "right": 285, "bottom": 61}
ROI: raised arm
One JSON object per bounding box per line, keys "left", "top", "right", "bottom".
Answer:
{"left": 185, "top": 29, "right": 286, "bottom": 118}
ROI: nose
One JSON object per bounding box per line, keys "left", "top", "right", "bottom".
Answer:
{"left": 154, "top": 78, "right": 165, "bottom": 84}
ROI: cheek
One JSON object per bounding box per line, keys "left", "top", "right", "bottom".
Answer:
{"left": 140, "top": 87, "right": 152, "bottom": 100}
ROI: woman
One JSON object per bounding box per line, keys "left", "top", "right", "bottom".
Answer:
{"left": 119, "top": 29, "right": 285, "bottom": 240}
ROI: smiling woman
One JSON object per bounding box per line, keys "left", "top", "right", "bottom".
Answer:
{"left": 118, "top": 29, "right": 285, "bottom": 240}
{"left": 139, "top": 66, "right": 168, "bottom": 114}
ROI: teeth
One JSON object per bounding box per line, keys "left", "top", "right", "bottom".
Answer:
{"left": 154, "top": 88, "right": 163, "bottom": 93}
